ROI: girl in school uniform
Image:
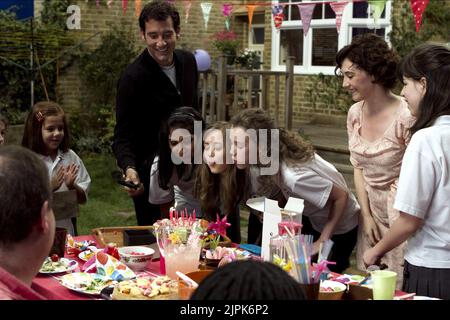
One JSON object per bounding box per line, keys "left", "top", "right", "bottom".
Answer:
{"left": 22, "top": 101, "right": 91, "bottom": 235}
{"left": 364, "top": 43, "right": 450, "bottom": 300}
{"left": 194, "top": 121, "right": 247, "bottom": 244}
{"left": 230, "top": 109, "right": 360, "bottom": 273}
{"left": 148, "top": 107, "right": 204, "bottom": 218}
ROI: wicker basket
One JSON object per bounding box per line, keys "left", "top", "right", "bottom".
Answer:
{"left": 92, "top": 226, "right": 154, "bottom": 247}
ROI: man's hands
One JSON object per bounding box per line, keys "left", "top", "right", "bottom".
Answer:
{"left": 124, "top": 167, "right": 144, "bottom": 197}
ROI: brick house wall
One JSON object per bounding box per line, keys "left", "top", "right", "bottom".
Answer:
{"left": 33, "top": 0, "right": 414, "bottom": 126}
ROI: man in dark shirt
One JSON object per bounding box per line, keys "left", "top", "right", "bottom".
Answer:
{"left": 113, "top": 1, "right": 198, "bottom": 225}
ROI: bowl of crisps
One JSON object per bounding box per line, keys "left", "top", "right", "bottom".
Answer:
{"left": 319, "top": 280, "right": 347, "bottom": 300}
{"left": 118, "top": 246, "right": 154, "bottom": 271}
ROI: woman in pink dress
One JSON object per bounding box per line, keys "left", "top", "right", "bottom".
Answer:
{"left": 336, "top": 33, "right": 415, "bottom": 287}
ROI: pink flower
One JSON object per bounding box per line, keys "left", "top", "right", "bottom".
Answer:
{"left": 207, "top": 214, "right": 231, "bottom": 237}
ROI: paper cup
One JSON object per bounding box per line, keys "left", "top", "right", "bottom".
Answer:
{"left": 371, "top": 270, "right": 397, "bottom": 300}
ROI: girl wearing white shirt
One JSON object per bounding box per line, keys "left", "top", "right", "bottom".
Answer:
{"left": 149, "top": 107, "right": 204, "bottom": 218}
{"left": 230, "top": 109, "right": 360, "bottom": 273}
{"left": 364, "top": 44, "right": 450, "bottom": 299}
{"left": 22, "top": 101, "right": 91, "bottom": 235}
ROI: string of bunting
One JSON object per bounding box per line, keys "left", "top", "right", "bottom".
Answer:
{"left": 82, "top": 0, "right": 431, "bottom": 34}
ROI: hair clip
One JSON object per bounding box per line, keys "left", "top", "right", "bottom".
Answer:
{"left": 35, "top": 111, "right": 45, "bottom": 122}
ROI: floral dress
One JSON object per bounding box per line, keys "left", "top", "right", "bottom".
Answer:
{"left": 347, "top": 99, "right": 415, "bottom": 288}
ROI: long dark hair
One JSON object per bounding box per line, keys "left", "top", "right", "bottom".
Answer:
{"left": 193, "top": 121, "right": 248, "bottom": 221}
{"left": 158, "top": 107, "right": 204, "bottom": 190}
{"left": 400, "top": 43, "right": 450, "bottom": 135}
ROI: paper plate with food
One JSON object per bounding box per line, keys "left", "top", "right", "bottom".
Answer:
{"left": 59, "top": 272, "right": 115, "bottom": 296}
{"left": 78, "top": 249, "right": 96, "bottom": 262}
{"left": 39, "top": 255, "right": 78, "bottom": 274}
{"left": 106, "top": 276, "right": 178, "bottom": 300}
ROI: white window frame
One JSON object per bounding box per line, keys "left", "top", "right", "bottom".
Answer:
{"left": 271, "top": 0, "right": 392, "bottom": 75}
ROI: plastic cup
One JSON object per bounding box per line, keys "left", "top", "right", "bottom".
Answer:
{"left": 298, "top": 282, "right": 320, "bottom": 300}
{"left": 371, "top": 270, "right": 397, "bottom": 300}
{"left": 165, "top": 243, "right": 201, "bottom": 280}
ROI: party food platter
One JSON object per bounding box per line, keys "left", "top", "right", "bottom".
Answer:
{"left": 107, "top": 276, "right": 178, "bottom": 300}
{"left": 59, "top": 272, "right": 115, "bottom": 295}
{"left": 39, "top": 256, "right": 78, "bottom": 274}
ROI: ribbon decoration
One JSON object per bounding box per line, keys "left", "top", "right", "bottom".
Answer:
{"left": 272, "top": 5, "right": 285, "bottom": 31}
{"left": 297, "top": 4, "right": 316, "bottom": 37}
{"left": 183, "top": 0, "right": 192, "bottom": 24}
{"left": 368, "top": 0, "right": 386, "bottom": 26}
{"left": 247, "top": 5, "right": 258, "bottom": 31}
{"left": 122, "top": 0, "right": 128, "bottom": 16}
{"left": 135, "top": 0, "right": 142, "bottom": 18}
{"left": 410, "top": 0, "right": 430, "bottom": 33}
{"left": 222, "top": 4, "right": 233, "bottom": 31}
{"left": 330, "top": 1, "right": 349, "bottom": 34}
{"left": 107, "top": 0, "right": 114, "bottom": 9}
{"left": 200, "top": 2, "right": 213, "bottom": 31}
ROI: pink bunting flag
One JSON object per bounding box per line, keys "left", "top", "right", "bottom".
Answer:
{"left": 166, "top": 0, "right": 176, "bottom": 5}
{"left": 297, "top": 3, "right": 316, "bottom": 36}
{"left": 96, "top": 0, "right": 100, "bottom": 8}
{"left": 271, "top": 4, "right": 285, "bottom": 31}
{"left": 222, "top": 4, "right": 233, "bottom": 30}
{"left": 330, "top": 1, "right": 349, "bottom": 34}
{"left": 122, "top": 0, "right": 128, "bottom": 16}
{"left": 410, "top": 0, "right": 430, "bottom": 32}
{"left": 183, "top": 0, "right": 192, "bottom": 24}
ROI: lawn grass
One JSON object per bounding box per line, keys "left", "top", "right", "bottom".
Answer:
{"left": 77, "top": 153, "right": 136, "bottom": 235}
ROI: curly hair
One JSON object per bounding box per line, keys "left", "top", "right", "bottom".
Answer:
{"left": 190, "top": 260, "right": 306, "bottom": 300}
{"left": 139, "top": 0, "right": 180, "bottom": 33}
{"left": 335, "top": 33, "right": 399, "bottom": 89}
{"left": 400, "top": 43, "right": 450, "bottom": 136}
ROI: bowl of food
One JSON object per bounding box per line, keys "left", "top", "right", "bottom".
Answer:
{"left": 118, "top": 246, "right": 154, "bottom": 271}
{"left": 319, "top": 280, "right": 347, "bottom": 300}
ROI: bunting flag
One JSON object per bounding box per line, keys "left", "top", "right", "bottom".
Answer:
{"left": 200, "top": 2, "right": 213, "bottom": 31}
{"left": 96, "top": 0, "right": 100, "bottom": 8}
{"left": 410, "top": 0, "right": 430, "bottom": 32}
{"left": 297, "top": 4, "right": 316, "bottom": 36}
{"left": 135, "top": 0, "right": 142, "bottom": 17}
{"left": 368, "top": 0, "right": 386, "bottom": 26}
{"left": 166, "top": 0, "right": 176, "bottom": 4}
{"left": 247, "top": 5, "right": 258, "bottom": 31}
{"left": 107, "top": 0, "right": 114, "bottom": 9}
{"left": 271, "top": 5, "right": 285, "bottom": 31}
{"left": 222, "top": 4, "right": 233, "bottom": 30}
{"left": 122, "top": 0, "right": 128, "bottom": 15}
{"left": 184, "top": 0, "right": 192, "bottom": 24}
{"left": 330, "top": 1, "right": 349, "bottom": 34}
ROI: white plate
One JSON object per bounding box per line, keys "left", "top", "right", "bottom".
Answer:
{"left": 39, "top": 258, "right": 78, "bottom": 274}
{"left": 78, "top": 250, "right": 95, "bottom": 262}
{"left": 59, "top": 272, "right": 115, "bottom": 296}
{"left": 413, "top": 296, "right": 441, "bottom": 300}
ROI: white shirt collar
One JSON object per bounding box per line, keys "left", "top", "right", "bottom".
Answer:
{"left": 433, "top": 115, "right": 450, "bottom": 126}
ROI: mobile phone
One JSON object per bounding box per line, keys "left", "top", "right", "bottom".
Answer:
{"left": 111, "top": 171, "right": 139, "bottom": 190}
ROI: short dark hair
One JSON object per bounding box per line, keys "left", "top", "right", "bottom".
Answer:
{"left": 139, "top": 1, "right": 180, "bottom": 33}
{"left": 22, "top": 101, "right": 70, "bottom": 155}
{"left": 400, "top": 43, "right": 450, "bottom": 135}
{"left": 0, "top": 146, "right": 52, "bottom": 246}
{"left": 335, "top": 33, "right": 399, "bottom": 89}
{"left": 190, "top": 260, "right": 307, "bottom": 300}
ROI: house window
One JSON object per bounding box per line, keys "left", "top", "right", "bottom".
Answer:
{"left": 271, "top": 0, "right": 392, "bottom": 75}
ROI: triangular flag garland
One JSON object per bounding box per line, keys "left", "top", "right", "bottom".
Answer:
{"left": 200, "top": 2, "right": 213, "bottom": 31}
{"left": 183, "top": 0, "right": 192, "bottom": 24}
{"left": 222, "top": 4, "right": 233, "bottom": 31}
{"left": 135, "top": 0, "right": 142, "bottom": 18}
{"left": 272, "top": 4, "right": 285, "bottom": 31}
{"left": 410, "top": 0, "right": 430, "bottom": 33}
{"left": 330, "top": 1, "right": 349, "bottom": 34}
{"left": 297, "top": 4, "right": 316, "bottom": 37}
{"left": 83, "top": 0, "right": 433, "bottom": 36}
{"left": 368, "top": 0, "right": 386, "bottom": 27}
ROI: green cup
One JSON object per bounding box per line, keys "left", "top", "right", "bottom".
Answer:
{"left": 371, "top": 270, "right": 397, "bottom": 300}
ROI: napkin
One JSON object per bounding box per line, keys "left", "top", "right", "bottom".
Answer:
{"left": 94, "top": 252, "right": 136, "bottom": 281}
{"left": 66, "top": 235, "right": 96, "bottom": 255}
